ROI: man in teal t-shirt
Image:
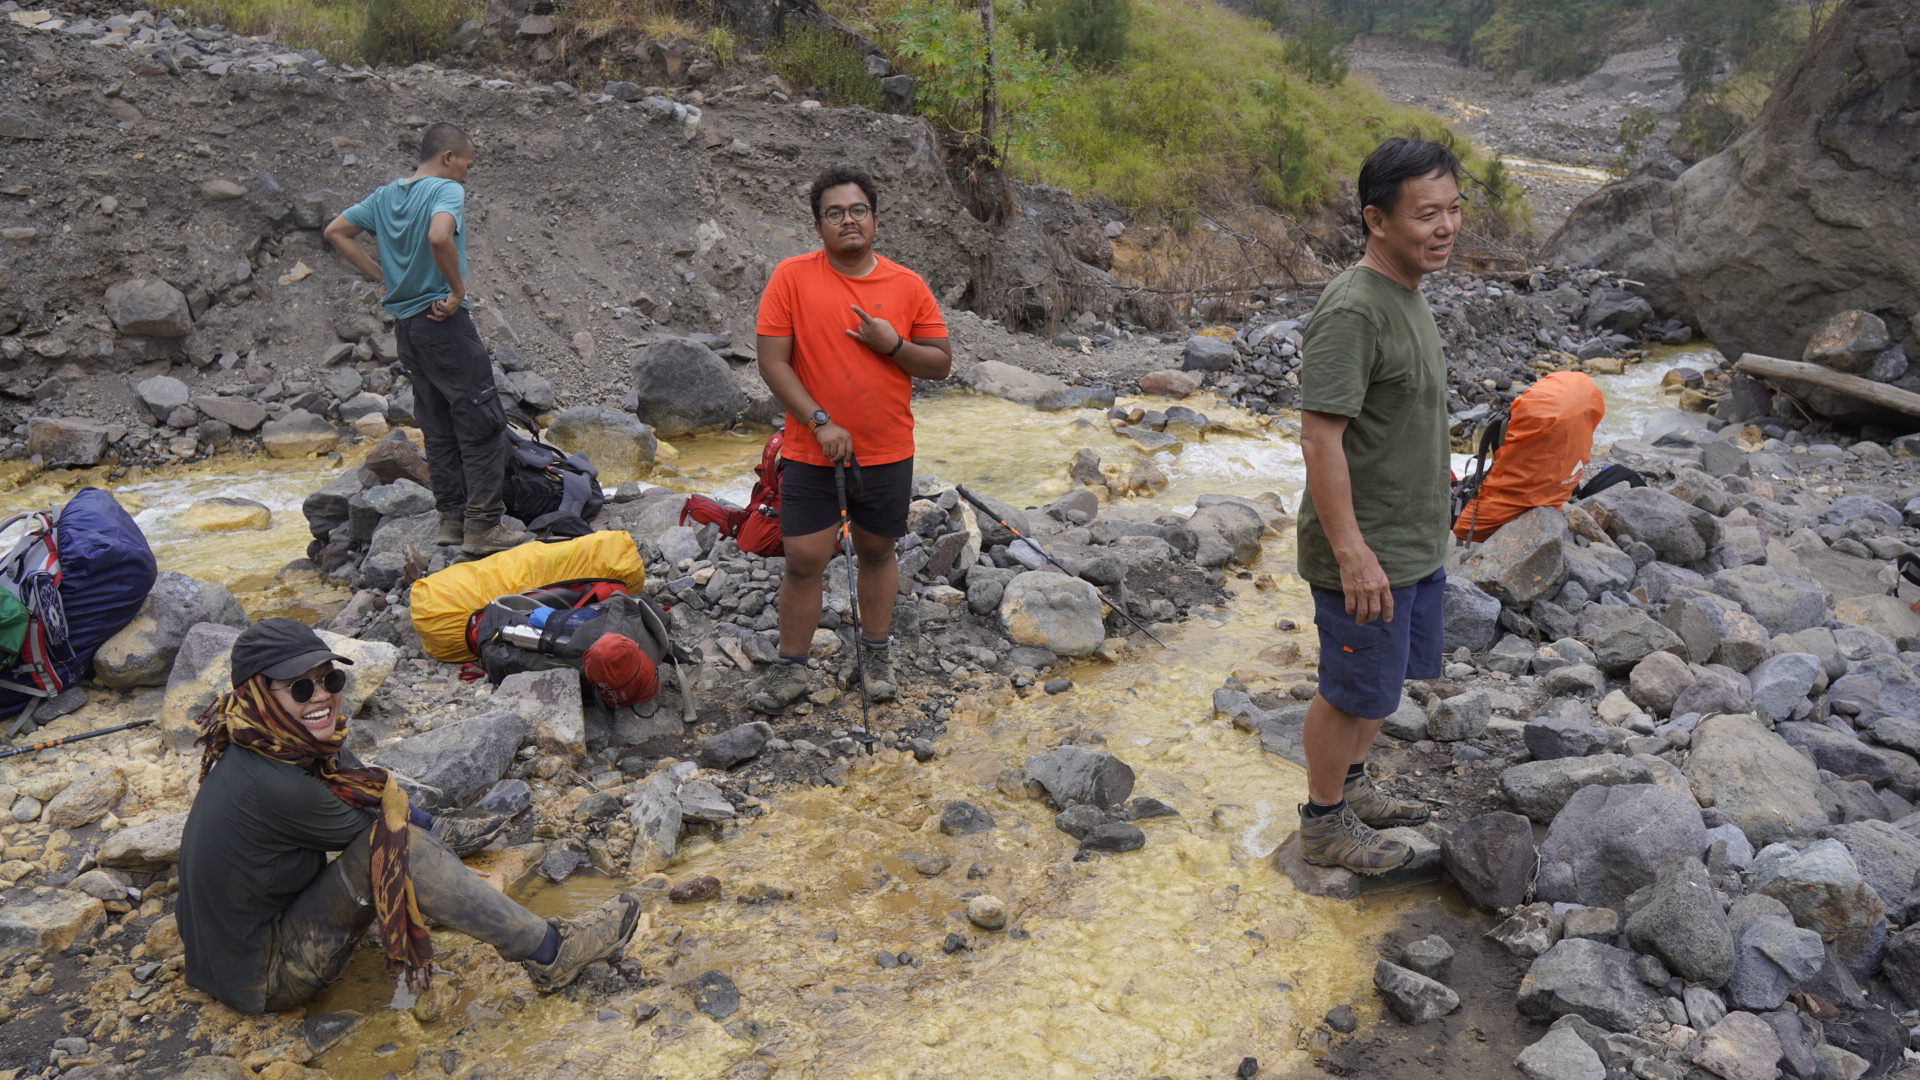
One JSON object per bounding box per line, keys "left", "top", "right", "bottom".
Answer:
{"left": 325, "top": 122, "right": 526, "bottom": 556}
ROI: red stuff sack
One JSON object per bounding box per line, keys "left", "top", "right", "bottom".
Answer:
{"left": 679, "top": 430, "right": 786, "bottom": 557}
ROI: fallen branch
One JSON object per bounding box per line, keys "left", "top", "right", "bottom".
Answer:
{"left": 1734, "top": 353, "right": 1920, "bottom": 420}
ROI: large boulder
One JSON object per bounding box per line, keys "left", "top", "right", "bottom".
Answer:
{"left": 1500, "top": 754, "right": 1658, "bottom": 823}
{"left": 1459, "top": 507, "right": 1569, "bottom": 607}
{"left": 1181, "top": 335, "right": 1237, "bottom": 372}
{"left": 1819, "top": 819, "right": 1920, "bottom": 913}
{"left": 544, "top": 407, "right": 657, "bottom": 483}
{"left": 370, "top": 709, "right": 529, "bottom": 811}
{"left": 1623, "top": 859, "right": 1736, "bottom": 987}
{"left": 1728, "top": 915, "right": 1828, "bottom": 1012}
{"left": 1745, "top": 652, "right": 1824, "bottom": 721}
{"left": 1750, "top": 839, "right": 1886, "bottom": 961}
{"left": 45, "top": 768, "right": 127, "bottom": 829}
{"left": 1706, "top": 565, "right": 1830, "bottom": 636}
{"left": 1685, "top": 714, "right": 1828, "bottom": 847}
{"left": 1440, "top": 810, "right": 1536, "bottom": 912}
{"left": 1185, "top": 501, "right": 1263, "bottom": 568}
{"left": 94, "top": 572, "right": 251, "bottom": 689}
{"left": 1535, "top": 783, "right": 1709, "bottom": 909}
{"left": 27, "top": 417, "right": 110, "bottom": 467}
{"left": 1629, "top": 650, "right": 1696, "bottom": 716}
{"left": 999, "top": 571, "right": 1105, "bottom": 656}
{"left": 104, "top": 277, "right": 192, "bottom": 337}
{"left": 631, "top": 338, "right": 748, "bottom": 437}
{"left": 1517, "top": 938, "right": 1664, "bottom": 1033}
{"left": 1442, "top": 577, "right": 1501, "bottom": 653}
{"left": 1540, "top": 169, "right": 1689, "bottom": 320}
{"left": 0, "top": 891, "right": 106, "bottom": 953}
{"left": 1583, "top": 486, "right": 1718, "bottom": 566}
{"left": 492, "top": 668, "right": 585, "bottom": 760}
{"left": 261, "top": 410, "right": 340, "bottom": 459}
{"left": 1829, "top": 654, "right": 1920, "bottom": 724}
{"left": 95, "top": 811, "right": 189, "bottom": 872}
{"left": 1024, "top": 746, "right": 1134, "bottom": 809}
{"left": 1775, "top": 721, "right": 1895, "bottom": 786}
{"left": 1581, "top": 607, "right": 1685, "bottom": 675}
{"left": 960, "top": 360, "right": 1070, "bottom": 405}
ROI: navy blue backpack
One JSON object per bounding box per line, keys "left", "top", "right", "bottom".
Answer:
{"left": 0, "top": 487, "right": 157, "bottom": 731}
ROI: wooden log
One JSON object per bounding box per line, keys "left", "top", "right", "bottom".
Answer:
{"left": 1734, "top": 353, "right": 1920, "bottom": 421}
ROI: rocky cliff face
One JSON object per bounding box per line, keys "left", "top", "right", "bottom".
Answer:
{"left": 1542, "top": 0, "right": 1919, "bottom": 362}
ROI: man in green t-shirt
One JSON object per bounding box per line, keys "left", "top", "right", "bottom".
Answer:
{"left": 1293, "top": 139, "right": 1460, "bottom": 874}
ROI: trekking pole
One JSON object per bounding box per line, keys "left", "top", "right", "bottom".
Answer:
{"left": 0, "top": 718, "right": 154, "bottom": 760}
{"left": 833, "top": 460, "right": 876, "bottom": 755}
{"left": 955, "top": 485, "right": 1171, "bottom": 650}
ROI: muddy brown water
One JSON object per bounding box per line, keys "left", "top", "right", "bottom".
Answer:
{"left": 3, "top": 367, "right": 1687, "bottom": 1077}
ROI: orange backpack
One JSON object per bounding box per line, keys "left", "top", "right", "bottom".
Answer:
{"left": 1453, "top": 371, "right": 1606, "bottom": 542}
{"left": 679, "top": 430, "right": 786, "bottom": 557}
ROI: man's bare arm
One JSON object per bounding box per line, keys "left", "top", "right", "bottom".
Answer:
{"left": 845, "top": 306, "right": 952, "bottom": 379}
{"left": 757, "top": 335, "right": 853, "bottom": 463}
{"left": 322, "top": 217, "right": 384, "bottom": 287}
{"left": 425, "top": 211, "right": 464, "bottom": 321}
{"left": 1300, "top": 409, "right": 1394, "bottom": 625}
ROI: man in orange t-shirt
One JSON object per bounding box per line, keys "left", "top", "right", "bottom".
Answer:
{"left": 745, "top": 166, "right": 953, "bottom": 714}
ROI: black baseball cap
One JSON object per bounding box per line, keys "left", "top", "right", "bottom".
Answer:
{"left": 229, "top": 618, "right": 355, "bottom": 688}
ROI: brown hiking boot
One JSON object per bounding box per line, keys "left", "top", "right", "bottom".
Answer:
{"left": 1297, "top": 804, "right": 1414, "bottom": 875}
{"left": 462, "top": 523, "right": 531, "bottom": 556}
{"left": 436, "top": 516, "right": 463, "bottom": 547}
{"left": 522, "top": 891, "right": 643, "bottom": 992}
{"left": 1344, "top": 771, "right": 1431, "bottom": 828}
{"left": 855, "top": 640, "right": 897, "bottom": 703}
{"left": 742, "top": 663, "right": 810, "bottom": 714}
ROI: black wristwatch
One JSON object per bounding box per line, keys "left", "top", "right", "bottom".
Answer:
{"left": 810, "top": 409, "right": 830, "bottom": 431}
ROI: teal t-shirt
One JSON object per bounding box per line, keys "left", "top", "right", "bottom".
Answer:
{"left": 341, "top": 176, "right": 467, "bottom": 319}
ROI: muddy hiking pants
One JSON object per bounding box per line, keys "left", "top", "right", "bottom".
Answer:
{"left": 394, "top": 309, "right": 510, "bottom": 534}
{"left": 259, "top": 825, "right": 548, "bottom": 1011}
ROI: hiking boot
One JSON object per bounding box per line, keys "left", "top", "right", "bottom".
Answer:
{"left": 436, "top": 516, "right": 463, "bottom": 547}
{"left": 1297, "top": 804, "right": 1414, "bottom": 876}
{"left": 462, "top": 523, "right": 531, "bottom": 556}
{"left": 1343, "top": 771, "right": 1431, "bottom": 829}
{"left": 742, "top": 662, "right": 810, "bottom": 714}
{"left": 430, "top": 808, "right": 512, "bottom": 855}
{"left": 855, "top": 640, "right": 897, "bottom": 703}
{"left": 522, "top": 891, "right": 643, "bottom": 992}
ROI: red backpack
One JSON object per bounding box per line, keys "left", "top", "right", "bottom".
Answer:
{"left": 679, "top": 430, "right": 785, "bottom": 557}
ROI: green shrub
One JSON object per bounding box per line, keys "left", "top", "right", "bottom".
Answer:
{"left": 361, "top": 0, "right": 482, "bottom": 65}
{"left": 768, "top": 26, "right": 886, "bottom": 108}
{"left": 1030, "top": 0, "right": 1132, "bottom": 69}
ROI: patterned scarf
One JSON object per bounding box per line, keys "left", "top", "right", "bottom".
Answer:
{"left": 196, "top": 675, "right": 434, "bottom": 991}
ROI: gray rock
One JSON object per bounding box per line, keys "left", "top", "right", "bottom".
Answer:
{"left": 1879, "top": 924, "right": 1920, "bottom": 1009}
{"left": 1443, "top": 577, "right": 1502, "bottom": 652}
{"left": 1536, "top": 783, "right": 1708, "bottom": 909}
{"left": 1817, "top": 819, "right": 1920, "bottom": 912}
{"left": 687, "top": 969, "right": 739, "bottom": 1019}
{"left": 190, "top": 395, "right": 268, "bottom": 432}
{"left": 1727, "top": 914, "right": 1827, "bottom": 1011}
{"left": 104, "top": 278, "right": 192, "bottom": 337}
{"left": 676, "top": 780, "right": 735, "bottom": 823}
{"left": 939, "top": 801, "right": 995, "bottom": 835}
{"left": 1629, "top": 650, "right": 1697, "bottom": 716}
{"left": 1540, "top": 663, "right": 1608, "bottom": 699}
{"left": 1775, "top": 721, "right": 1894, "bottom": 786}
{"left": 370, "top": 709, "right": 529, "bottom": 812}
{"left": 1706, "top": 564, "right": 1830, "bottom": 635}
{"left": 1501, "top": 754, "right": 1654, "bottom": 823}
{"left": 1584, "top": 485, "right": 1719, "bottom": 565}
{"left": 999, "top": 571, "right": 1106, "bottom": 656}
{"left": 1401, "top": 935, "right": 1454, "bottom": 980}
{"left": 1489, "top": 902, "right": 1565, "bottom": 959}
{"left": 1054, "top": 803, "right": 1103, "bottom": 840}
{"left": 1024, "top": 746, "right": 1135, "bottom": 809}
{"left": 1745, "top": 652, "right": 1823, "bottom": 722}
{"left": 545, "top": 406, "right": 657, "bottom": 481}
{"left": 961, "top": 359, "right": 1071, "bottom": 405}
{"left": 1829, "top": 654, "right": 1920, "bottom": 724}
{"left": 1688, "top": 1011, "right": 1783, "bottom": 1080}
{"left": 1181, "top": 335, "right": 1237, "bottom": 372}
{"left": 133, "top": 375, "right": 190, "bottom": 420}
{"left": 1373, "top": 960, "right": 1458, "bottom": 1024}
{"left": 1381, "top": 695, "right": 1431, "bottom": 741}
{"left": 1823, "top": 494, "right": 1902, "bottom": 528}
{"left": 695, "top": 722, "right": 773, "bottom": 769}
{"left": 95, "top": 810, "right": 188, "bottom": 871}
{"left": 1584, "top": 609, "right": 1685, "bottom": 675}
{"left": 493, "top": 668, "right": 585, "bottom": 759}
{"left": 631, "top": 338, "right": 748, "bottom": 437}
{"left": 1622, "top": 859, "right": 1735, "bottom": 987}
{"left": 1517, "top": 938, "right": 1664, "bottom": 1033}
{"left": 1686, "top": 714, "right": 1828, "bottom": 847}
{"left": 1459, "top": 506, "right": 1570, "bottom": 606}
{"left": 965, "top": 491, "right": 1030, "bottom": 548}
{"left": 367, "top": 511, "right": 440, "bottom": 560}
{"left": 627, "top": 773, "right": 680, "bottom": 873}
{"left": 656, "top": 524, "right": 704, "bottom": 566}
{"left": 1428, "top": 690, "right": 1490, "bottom": 742}
{"left": 1513, "top": 1026, "right": 1606, "bottom": 1080}
{"left": 1671, "top": 667, "right": 1754, "bottom": 717}
{"left": 1080, "top": 822, "right": 1146, "bottom": 852}
{"left": 1184, "top": 501, "right": 1263, "bottom": 568}
{"left": 1441, "top": 811, "right": 1537, "bottom": 912}
{"left": 362, "top": 479, "right": 435, "bottom": 519}
{"left": 93, "top": 572, "right": 250, "bottom": 689}
{"left": 261, "top": 409, "right": 340, "bottom": 458}
{"left": 1751, "top": 839, "right": 1885, "bottom": 953}
{"left": 1524, "top": 715, "right": 1610, "bottom": 760}
{"left": 27, "top": 417, "right": 110, "bottom": 467}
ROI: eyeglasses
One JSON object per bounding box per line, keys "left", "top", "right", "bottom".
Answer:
{"left": 276, "top": 668, "right": 348, "bottom": 703}
{"left": 821, "top": 204, "right": 872, "bottom": 225}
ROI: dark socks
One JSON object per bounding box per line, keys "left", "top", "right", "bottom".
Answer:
{"left": 1304, "top": 799, "right": 1345, "bottom": 819}
{"left": 529, "top": 924, "right": 560, "bottom": 966}
{"left": 777, "top": 652, "right": 808, "bottom": 665}
{"left": 1345, "top": 762, "right": 1367, "bottom": 783}
{"left": 861, "top": 635, "right": 890, "bottom": 648}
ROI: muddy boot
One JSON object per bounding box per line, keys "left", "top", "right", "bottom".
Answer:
{"left": 1297, "top": 804, "right": 1414, "bottom": 875}
{"left": 856, "top": 640, "right": 897, "bottom": 703}
{"left": 742, "top": 662, "right": 810, "bottom": 714}
{"left": 463, "top": 523, "right": 531, "bottom": 556}
{"left": 431, "top": 808, "right": 513, "bottom": 855}
{"left": 1343, "top": 772, "right": 1430, "bottom": 829}
{"left": 436, "top": 515, "right": 463, "bottom": 547}
{"left": 522, "top": 892, "right": 643, "bottom": 992}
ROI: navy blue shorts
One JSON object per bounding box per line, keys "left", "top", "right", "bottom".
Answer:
{"left": 1311, "top": 567, "right": 1446, "bottom": 719}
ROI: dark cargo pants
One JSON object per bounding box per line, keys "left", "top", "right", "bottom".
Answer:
{"left": 394, "top": 309, "right": 509, "bottom": 534}
{"left": 259, "top": 825, "right": 548, "bottom": 1011}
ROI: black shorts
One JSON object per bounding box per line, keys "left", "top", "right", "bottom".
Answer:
{"left": 780, "top": 457, "right": 913, "bottom": 539}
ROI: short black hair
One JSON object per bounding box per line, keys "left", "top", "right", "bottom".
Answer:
{"left": 1357, "top": 138, "right": 1461, "bottom": 220}
{"left": 809, "top": 167, "right": 878, "bottom": 222}
{"left": 419, "top": 122, "right": 473, "bottom": 163}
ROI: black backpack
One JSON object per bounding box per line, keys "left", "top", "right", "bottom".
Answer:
{"left": 503, "top": 423, "right": 605, "bottom": 539}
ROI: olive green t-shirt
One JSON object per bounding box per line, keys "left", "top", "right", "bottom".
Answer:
{"left": 1294, "top": 265, "right": 1451, "bottom": 592}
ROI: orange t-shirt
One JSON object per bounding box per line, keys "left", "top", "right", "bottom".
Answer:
{"left": 754, "top": 250, "right": 946, "bottom": 468}
{"left": 1454, "top": 371, "right": 1606, "bottom": 541}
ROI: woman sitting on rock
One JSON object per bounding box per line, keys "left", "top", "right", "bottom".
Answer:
{"left": 176, "top": 618, "right": 641, "bottom": 1014}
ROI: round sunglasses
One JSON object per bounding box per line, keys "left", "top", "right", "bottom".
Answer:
{"left": 274, "top": 668, "right": 347, "bottom": 703}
